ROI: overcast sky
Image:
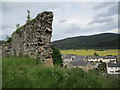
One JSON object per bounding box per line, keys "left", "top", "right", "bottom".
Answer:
{"left": 0, "top": 1, "right": 119, "bottom": 41}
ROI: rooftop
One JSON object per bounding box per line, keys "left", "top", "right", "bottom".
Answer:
{"left": 87, "top": 56, "right": 116, "bottom": 59}
{"left": 70, "top": 60, "right": 90, "bottom": 66}
{"left": 62, "top": 54, "right": 76, "bottom": 59}
{"left": 108, "top": 63, "right": 120, "bottom": 67}
{"left": 74, "top": 55, "right": 86, "bottom": 61}
{"left": 103, "top": 56, "right": 116, "bottom": 59}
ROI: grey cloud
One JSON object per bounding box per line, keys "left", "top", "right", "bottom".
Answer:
{"left": 96, "top": 4, "right": 118, "bottom": 18}
{"left": 92, "top": 2, "right": 115, "bottom": 10}
{"left": 58, "top": 19, "right": 67, "bottom": 23}
{"left": 1, "top": 34, "right": 7, "bottom": 40}
{"left": 65, "top": 24, "right": 81, "bottom": 34}
{"left": 88, "top": 3, "right": 118, "bottom": 27}
{"left": 102, "top": 20, "right": 118, "bottom": 30}
{"left": 91, "top": 20, "right": 117, "bottom": 32}
{"left": 88, "top": 17, "right": 113, "bottom": 25}
{"left": 1, "top": 2, "right": 61, "bottom": 40}
{"left": 2, "top": 2, "right": 60, "bottom": 13}
{"left": 2, "top": 24, "right": 14, "bottom": 30}
{"left": 1, "top": 2, "right": 118, "bottom": 41}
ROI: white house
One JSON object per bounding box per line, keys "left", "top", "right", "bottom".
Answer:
{"left": 62, "top": 54, "right": 76, "bottom": 67}
{"left": 87, "top": 56, "right": 117, "bottom": 63}
{"left": 106, "top": 63, "right": 120, "bottom": 75}
{"left": 102, "top": 56, "right": 117, "bottom": 63}
{"left": 87, "top": 56, "right": 100, "bottom": 62}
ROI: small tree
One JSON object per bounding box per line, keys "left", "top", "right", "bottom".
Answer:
{"left": 16, "top": 24, "right": 20, "bottom": 29}
{"left": 94, "top": 52, "right": 99, "bottom": 56}
{"left": 98, "top": 62, "right": 106, "bottom": 72}
{"left": 52, "top": 46, "right": 63, "bottom": 66}
{"left": 26, "top": 10, "right": 31, "bottom": 22}
{"left": 6, "top": 35, "right": 12, "bottom": 43}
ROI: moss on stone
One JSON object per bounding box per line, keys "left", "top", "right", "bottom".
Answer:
{"left": 6, "top": 36, "right": 12, "bottom": 43}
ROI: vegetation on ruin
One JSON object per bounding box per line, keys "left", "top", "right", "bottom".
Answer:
{"left": 14, "top": 10, "right": 34, "bottom": 34}
{"left": 15, "top": 27, "right": 22, "bottom": 34}
{"left": 26, "top": 10, "right": 31, "bottom": 23}
{"left": 14, "top": 19, "right": 36, "bottom": 34}
{"left": 2, "top": 56, "right": 120, "bottom": 88}
{"left": 52, "top": 46, "right": 63, "bottom": 66}
{"left": 6, "top": 36, "right": 12, "bottom": 43}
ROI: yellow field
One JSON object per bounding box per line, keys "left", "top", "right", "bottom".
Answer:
{"left": 60, "top": 49, "right": 119, "bottom": 56}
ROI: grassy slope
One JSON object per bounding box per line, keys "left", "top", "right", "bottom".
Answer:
{"left": 2, "top": 56, "right": 120, "bottom": 88}
{"left": 60, "top": 49, "right": 119, "bottom": 56}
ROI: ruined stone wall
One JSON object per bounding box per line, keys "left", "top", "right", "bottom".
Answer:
{"left": 1, "top": 42, "right": 11, "bottom": 57}
{"left": 2, "top": 11, "right": 54, "bottom": 66}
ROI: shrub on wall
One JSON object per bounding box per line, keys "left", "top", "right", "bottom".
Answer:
{"left": 6, "top": 36, "right": 12, "bottom": 43}
{"left": 52, "top": 46, "right": 63, "bottom": 66}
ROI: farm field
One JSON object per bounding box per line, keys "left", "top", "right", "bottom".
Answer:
{"left": 60, "top": 49, "right": 119, "bottom": 56}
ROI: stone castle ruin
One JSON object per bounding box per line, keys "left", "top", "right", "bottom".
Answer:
{"left": 1, "top": 11, "right": 54, "bottom": 66}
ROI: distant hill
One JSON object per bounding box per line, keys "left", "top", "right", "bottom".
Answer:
{"left": 52, "top": 33, "right": 120, "bottom": 49}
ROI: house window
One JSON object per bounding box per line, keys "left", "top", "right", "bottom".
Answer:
{"left": 116, "top": 70, "right": 120, "bottom": 72}
{"left": 72, "top": 58, "right": 74, "bottom": 60}
{"left": 110, "top": 71, "right": 114, "bottom": 73}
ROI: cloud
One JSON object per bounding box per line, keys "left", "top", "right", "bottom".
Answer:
{"left": 92, "top": 2, "right": 115, "bottom": 10}
{"left": 87, "top": 2, "right": 118, "bottom": 31}
{"left": 65, "top": 24, "right": 81, "bottom": 33}
{"left": 58, "top": 19, "right": 67, "bottom": 23}
{"left": 96, "top": 3, "right": 118, "bottom": 18}
{"left": 1, "top": 2, "right": 118, "bottom": 41}
{"left": 2, "top": 24, "right": 14, "bottom": 30}
{"left": 88, "top": 18, "right": 118, "bottom": 33}
{"left": 88, "top": 17, "right": 113, "bottom": 25}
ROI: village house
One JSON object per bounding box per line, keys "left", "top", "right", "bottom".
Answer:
{"left": 62, "top": 54, "right": 87, "bottom": 67}
{"left": 102, "top": 56, "right": 117, "bottom": 63}
{"left": 106, "top": 63, "right": 120, "bottom": 75}
{"left": 68, "top": 60, "right": 94, "bottom": 71}
{"left": 62, "top": 55, "right": 93, "bottom": 71}
{"left": 62, "top": 54, "right": 118, "bottom": 72}
{"left": 62, "top": 54, "right": 76, "bottom": 67}
{"left": 87, "top": 56, "right": 117, "bottom": 63}
{"left": 87, "top": 56, "right": 101, "bottom": 62}
{"left": 117, "top": 55, "right": 120, "bottom": 63}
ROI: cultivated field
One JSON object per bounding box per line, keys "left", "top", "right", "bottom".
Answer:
{"left": 60, "top": 49, "right": 119, "bottom": 56}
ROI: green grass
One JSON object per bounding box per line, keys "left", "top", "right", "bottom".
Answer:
{"left": 2, "top": 56, "right": 120, "bottom": 88}
{"left": 60, "top": 49, "right": 119, "bottom": 56}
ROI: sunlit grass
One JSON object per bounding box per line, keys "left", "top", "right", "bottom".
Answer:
{"left": 60, "top": 49, "right": 119, "bottom": 56}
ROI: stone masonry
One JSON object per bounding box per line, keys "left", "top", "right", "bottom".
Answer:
{"left": 2, "top": 11, "right": 54, "bottom": 66}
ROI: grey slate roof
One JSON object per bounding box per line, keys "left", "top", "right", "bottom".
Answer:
{"left": 108, "top": 63, "right": 120, "bottom": 67}
{"left": 74, "top": 55, "right": 86, "bottom": 61}
{"left": 103, "top": 56, "right": 116, "bottom": 59}
{"left": 63, "top": 55, "right": 71, "bottom": 59}
{"left": 87, "top": 55, "right": 116, "bottom": 59}
{"left": 62, "top": 54, "right": 76, "bottom": 59}
{"left": 87, "top": 56, "right": 101, "bottom": 59}
{"left": 70, "top": 60, "right": 90, "bottom": 66}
